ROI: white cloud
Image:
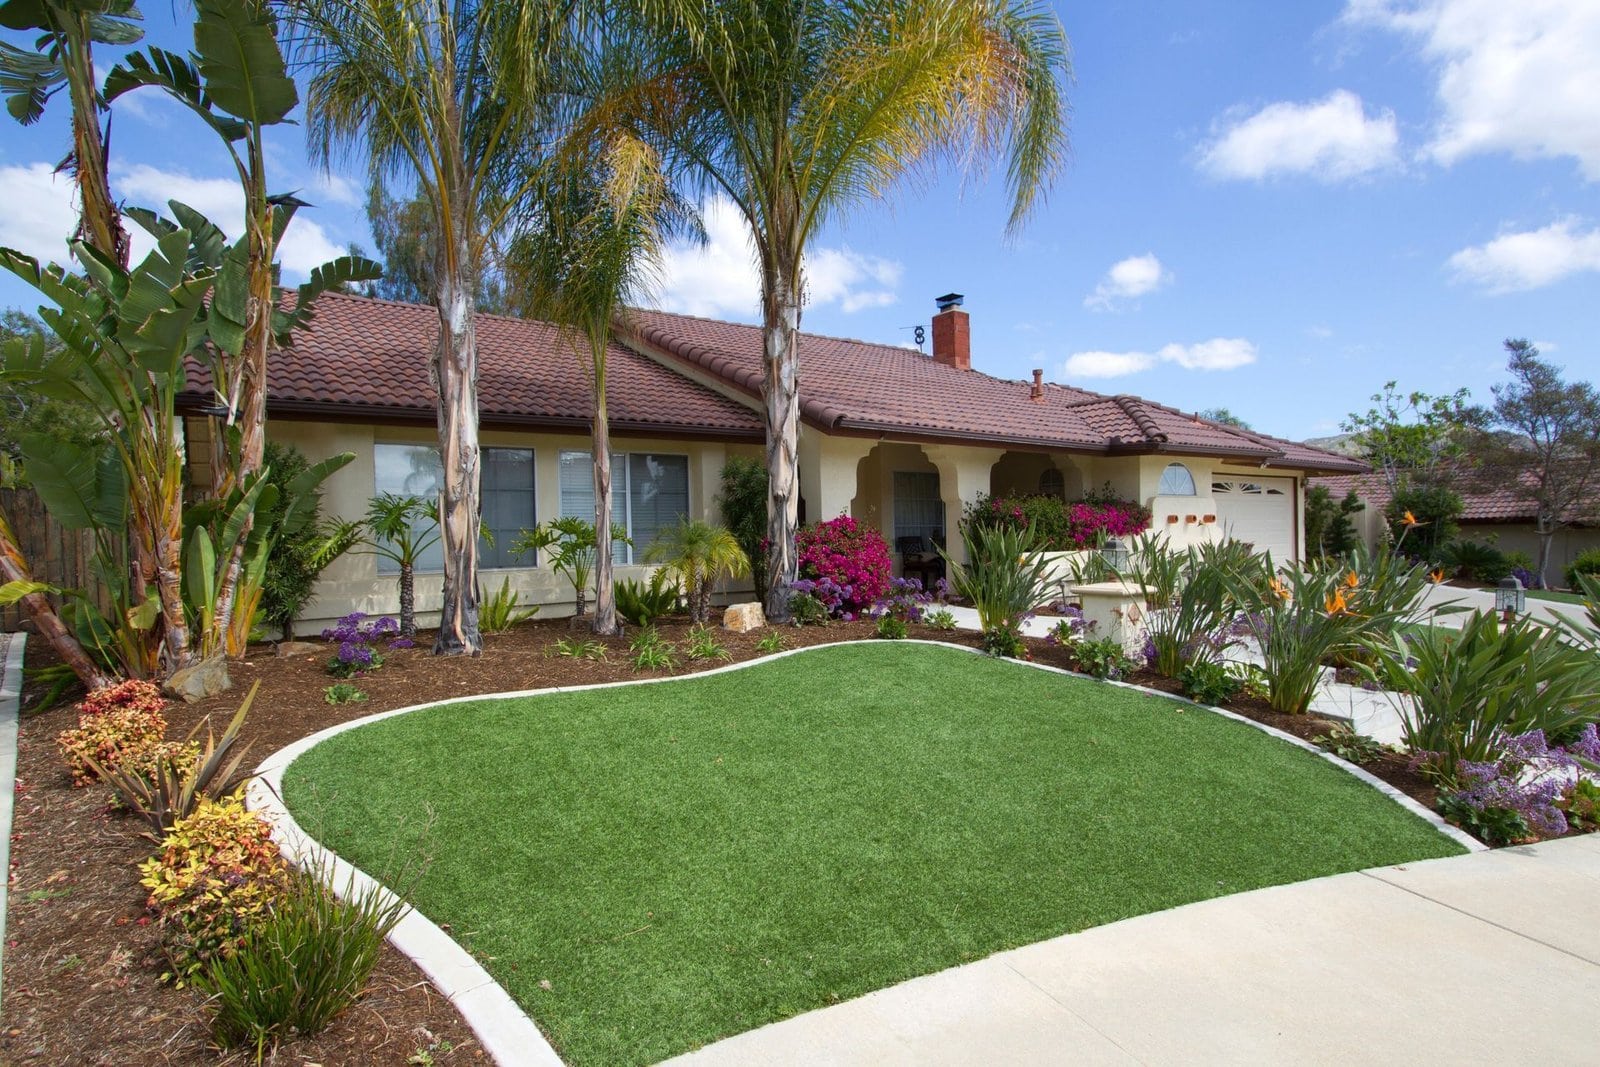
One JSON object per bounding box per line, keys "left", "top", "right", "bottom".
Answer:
{"left": 1197, "top": 90, "right": 1400, "bottom": 181}
{"left": 1063, "top": 350, "right": 1155, "bottom": 378}
{"left": 1347, "top": 0, "right": 1600, "bottom": 179}
{"left": 1084, "top": 253, "right": 1171, "bottom": 311}
{"left": 651, "top": 195, "right": 903, "bottom": 319}
{"left": 1306, "top": 324, "right": 1335, "bottom": 339}
{"left": 0, "top": 163, "right": 83, "bottom": 264}
{"left": 1063, "top": 337, "right": 1259, "bottom": 379}
{"left": 1446, "top": 217, "right": 1600, "bottom": 292}
{"left": 1157, "top": 337, "right": 1259, "bottom": 371}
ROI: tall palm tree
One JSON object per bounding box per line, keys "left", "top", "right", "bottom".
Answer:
{"left": 507, "top": 133, "right": 681, "bottom": 636}
{"left": 286, "top": 0, "right": 578, "bottom": 655}
{"left": 618, "top": 0, "right": 1070, "bottom": 619}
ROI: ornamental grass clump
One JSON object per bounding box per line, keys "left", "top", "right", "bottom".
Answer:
{"left": 139, "top": 794, "right": 288, "bottom": 985}
{"left": 1373, "top": 610, "right": 1600, "bottom": 784}
{"left": 942, "top": 522, "right": 1054, "bottom": 657}
{"left": 796, "top": 515, "right": 891, "bottom": 617}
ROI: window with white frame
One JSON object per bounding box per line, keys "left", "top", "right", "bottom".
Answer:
{"left": 372, "top": 443, "right": 534, "bottom": 573}
{"left": 893, "top": 471, "right": 944, "bottom": 546}
{"left": 559, "top": 450, "right": 690, "bottom": 563}
{"left": 1158, "top": 462, "right": 1196, "bottom": 496}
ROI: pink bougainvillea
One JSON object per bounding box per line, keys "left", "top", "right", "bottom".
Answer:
{"left": 964, "top": 493, "right": 1150, "bottom": 551}
{"left": 796, "top": 515, "right": 893, "bottom": 616}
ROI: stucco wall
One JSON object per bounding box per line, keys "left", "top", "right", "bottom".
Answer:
{"left": 264, "top": 419, "right": 756, "bottom": 632}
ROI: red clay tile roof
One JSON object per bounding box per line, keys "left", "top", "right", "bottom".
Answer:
{"left": 1311, "top": 470, "right": 1597, "bottom": 525}
{"left": 180, "top": 292, "right": 763, "bottom": 440}
{"left": 621, "top": 308, "right": 1365, "bottom": 471}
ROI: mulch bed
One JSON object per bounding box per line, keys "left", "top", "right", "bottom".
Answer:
{"left": 2, "top": 613, "right": 1470, "bottom": 1063}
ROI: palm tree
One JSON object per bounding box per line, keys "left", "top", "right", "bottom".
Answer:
{"left": 645, "top": 519, "right": 748, "bottom": 625}
{"left": 507, "top": 133, "right": 682, "bottom": 636}
{"left": 616, "top": 0, "right": 1070, "bottom": 620}
{"left": 286, "top": 0, "right": 578, "bottom": 655}
{"left": 362, "top": 494, "right": 441, "bottom": 639}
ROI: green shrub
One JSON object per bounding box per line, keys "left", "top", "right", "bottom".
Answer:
{"left": 924, "top": 607, "right": 957, "bottom": 631}
{"left": 755, "top": 632, "right": 787, "bottom": 654}
{"left": 1560, "top": 778, "right": 1600, "bottom": 832}
{"left": 1371, "top": 610, "right": 1600, "bottom": 784}
{"left": 1144, "top": 551, "right": 1240, "bottom": 679}
{"left": 1178, "top": 660, "right": 1240, "bottom": 705}
{"left": 324, "top": 683, "right": 367, "bottom": 705}
{"left": 615, "top": 570, "right": 681, "bottom": 626}
{"left": 683, "top": 624, "right": 730, "bottom": 661}
{"left": 479, "top": 576, "right": 538, "bottom": 634}
{"left": 1566, "top": 548, "right": 1600, "bottom": 591}
{"left": 139, "top": 795, "right": 288, "bottom": 984}
{"left": 550, "top": 637, "right": 607, "bottom": 661}
{"left": 1074, "top": 637, "right": 1134, "bottom": 681}
{"left": 1305, "top": 485, "right": 1363, "bottom": 560}
{"left": 258, "top": 442, "right": 360, "bottom": 640}
{"left": 1386, "top": 485, "right": 1463, "bottom": 560}
{"left": 1438, "top": 540, "right": 1511, "bottom": 583}
{"left": 1437, "top": 793, "right": 1532, "bottom": 846}
{"left": 719, "top": 457, "right": 769, "bottom": 601}
{"left": 193, "top": 863, "right": 406, "bottom": 1056}
{"left": 787, "top": 590, "right": 829, "bottom": 626}
{"left": 875, "top": 614, "right": 908, "bottom": 640}
{"left": 1312, "top": 725, "right": 1390, "bottom": 764}
{"left": 629, "top": 626, "right": 678, "bottom": 671}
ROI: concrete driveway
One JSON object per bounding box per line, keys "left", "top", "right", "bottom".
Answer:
{"left": 665, "top": 834, "right": 1600, "bottom": 1065}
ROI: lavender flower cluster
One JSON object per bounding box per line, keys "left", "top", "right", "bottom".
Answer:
{"left": 788, "top": 577, "right": 855, "bottom": 620}
{"left": 869, "top": 577, "right": 935, "bottom": 624}
{"left": 1044, "top": 605, "right": 1090, "bottom": 646}
{"left": 321, "top": 612, "right": 400, "bottom": 677}
{"left": 1440, "top": 727, "right": 1599, "bottom": 839}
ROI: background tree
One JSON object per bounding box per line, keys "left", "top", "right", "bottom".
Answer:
{"left": 1304, "top": 485, "right": 1363, "bottom": 560}
{"left": 1467, "top": 339, "right": 1600, "bottom": 587}
{"left": 289, "top": 0, "right": 578, "bottom": 655}
{"left": 507, "top": 133, "right": 679, "bottom": 636}
{"left": 363, "top": 183, "right": 509, "bottom": 312}
{"left": 619, "top": 0, "right": 1070, "bottom": 619}
{"left": 1342, "top": 380, "right": 1471, "bottom": 494}
{"left": 718, "top": 456, "right": 768, "bottom": 599}
{"left": 1199, "top": 407, "right": 1251, "bottom": 429}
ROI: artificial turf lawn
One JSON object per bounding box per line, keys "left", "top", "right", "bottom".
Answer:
{"left": 283, "top": 642, "right": 1464, "bottom": 1065}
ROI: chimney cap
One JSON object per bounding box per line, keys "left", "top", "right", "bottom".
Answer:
{"left": 934, "top": 292, "right": 965, "bottom": 311}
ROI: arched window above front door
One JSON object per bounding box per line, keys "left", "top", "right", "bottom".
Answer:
{"left": 1158, "top": 462, "right": 1196, "bottom": 496}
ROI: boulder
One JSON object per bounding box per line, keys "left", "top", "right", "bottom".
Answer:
{"left": 163, "top": 653, "right": 232, "bottom": 703}
{"left": 276, "top": 640, "right": 323, "bottom": 658}
{"left": 722, "top": 602, "right": 766, "bottom": 633}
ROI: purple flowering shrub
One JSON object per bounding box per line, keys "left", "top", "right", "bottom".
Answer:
{"left": 795, "top": 516, "right": 892, "bottom": 617}
{"left": 1429, "top": 727, "right": 1600, "bottom": 844}
{"left": 1044, "top": 605, "right": 1091, "bottom": 646}
{"left": 320, "top": 612, "right": 400, "bottom": 678}
{"left": 870, "top": 577, "right": 934, "bottom": 624}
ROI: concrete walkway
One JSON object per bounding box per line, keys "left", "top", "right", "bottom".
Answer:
{"left": 0, "top": 632, "right": 24, "bottom": 1008}
{"left": 1418, "top": 582, "right": 1587, "bottom": 630}
{"left": 665, "top": 834, "right": 1600, "bottom": 1065}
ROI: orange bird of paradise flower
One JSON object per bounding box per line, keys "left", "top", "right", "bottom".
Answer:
{"left": 1270, "top": 576, "right": 1292, "bottom": 601}
{"left": 1344, "top": 570, "right": 1359, "bottom": 589}
{"left": 1402, "top": 509, "right": 1422, "bottom": 526}
{"left": 1429, "top": 567, "right": 1446, "bottom": 584}
{"left": 1325, "top": 587, "right": 1351, "bottom": 616}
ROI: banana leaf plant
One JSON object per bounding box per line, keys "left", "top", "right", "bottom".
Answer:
{"left": 105, "top": 0, "right": 378, "bottom": 655}
{"left": 0, "top": 227, "right": 211, "bottom": 675}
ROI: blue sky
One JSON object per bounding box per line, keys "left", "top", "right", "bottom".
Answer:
{"left": 1, "top": 1, "right": 1595, "bottom": 441}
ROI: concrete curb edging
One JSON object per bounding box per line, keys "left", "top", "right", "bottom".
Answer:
{"left": 0, "top": 632, "right": 27, "bottom": 1008}
{"left": 247, "top": 636, "right": 1483, "bottom": 1065}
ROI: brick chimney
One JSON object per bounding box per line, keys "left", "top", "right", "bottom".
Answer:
{"left": 931, "top": 292, "right": 970, "bottom": 370}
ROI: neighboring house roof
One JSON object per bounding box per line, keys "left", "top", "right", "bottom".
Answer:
{"left": 185, "top": 292, "right": 1361, "bottom": 471}
{"left": 1312, "top": 470, "right": 1598, "bottom": 526}
{"left": 621, "top": 308, "right": 1365, "bottom": 472}
{"left": 181, "top": 292, "right": 764, "bottom": 440}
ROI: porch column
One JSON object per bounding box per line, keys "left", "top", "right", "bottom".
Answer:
{"left": 924, "top": 444, "right": 997, "bottom": 565}
{"left": 798, "top": 430, "right": 876, "bottom": 524}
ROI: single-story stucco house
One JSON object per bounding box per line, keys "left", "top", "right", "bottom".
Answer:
{"left": 181, "top": 291, "right": 1363, "bottom": 631}
{"left": 1311, "top": 471, "right": 1600, "bottom": 584}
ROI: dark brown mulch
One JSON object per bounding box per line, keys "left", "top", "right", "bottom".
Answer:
{"left": 2, "top": 616, "right": 980, "bottom": 1065}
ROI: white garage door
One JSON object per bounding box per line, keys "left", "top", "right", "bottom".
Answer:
{"left": 1212, "top": 478, "right": 1296, "bottom": 563}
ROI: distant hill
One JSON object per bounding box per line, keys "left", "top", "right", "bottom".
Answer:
{"left": 1304, "top": 432, "right": 1361, "bottom": 456}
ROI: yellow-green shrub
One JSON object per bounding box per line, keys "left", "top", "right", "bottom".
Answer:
{"left": 56, "top": 704, "right": 197, "bottom": 787}
{"left": 139, "top": 795, "right": 287, "bottom": 983}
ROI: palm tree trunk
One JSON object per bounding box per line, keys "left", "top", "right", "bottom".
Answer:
{"left": 432, "top": 257, "right": 482, "bottom": 656}
{"left": 591, "top": 383, "right": 617, "bottom": 636}
{"left": 0, "top": 504, "right": 115, "bottom": 690}
{"left": 399, "top": 562, "right": 416, "bottom": 638}
{"left": 761, "top": 254, "right": 803, "bottom": 621}
{"left": 63, "top": 14, "right": 129, "bottom": 267}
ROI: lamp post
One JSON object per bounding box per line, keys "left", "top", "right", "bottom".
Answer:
{"left": 1495, "top": 576, "right": 1526, "bottom": 625}
{"left": 1102, "top": 536, "right": 1130, "bottom": 577}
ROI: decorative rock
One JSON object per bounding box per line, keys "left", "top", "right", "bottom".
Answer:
{"left": 722, "top": 602, "right": 766, "bottom": 633}
{"left": 276, "top": 640, "right": 323, "bottom": 658}
{"left": 163, "top": 653, "right": 233, "bottom": 703}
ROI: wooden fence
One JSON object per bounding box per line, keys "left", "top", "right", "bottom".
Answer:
{"left": 0, "top": 487, "right": 108, "bottom": 633}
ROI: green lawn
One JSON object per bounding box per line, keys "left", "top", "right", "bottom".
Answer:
{"left": 1527, "top": 587, "right": 1587, "bottom": 605}
{"left": 284, "top": 643, "right": 1463, "bottom": 1065}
